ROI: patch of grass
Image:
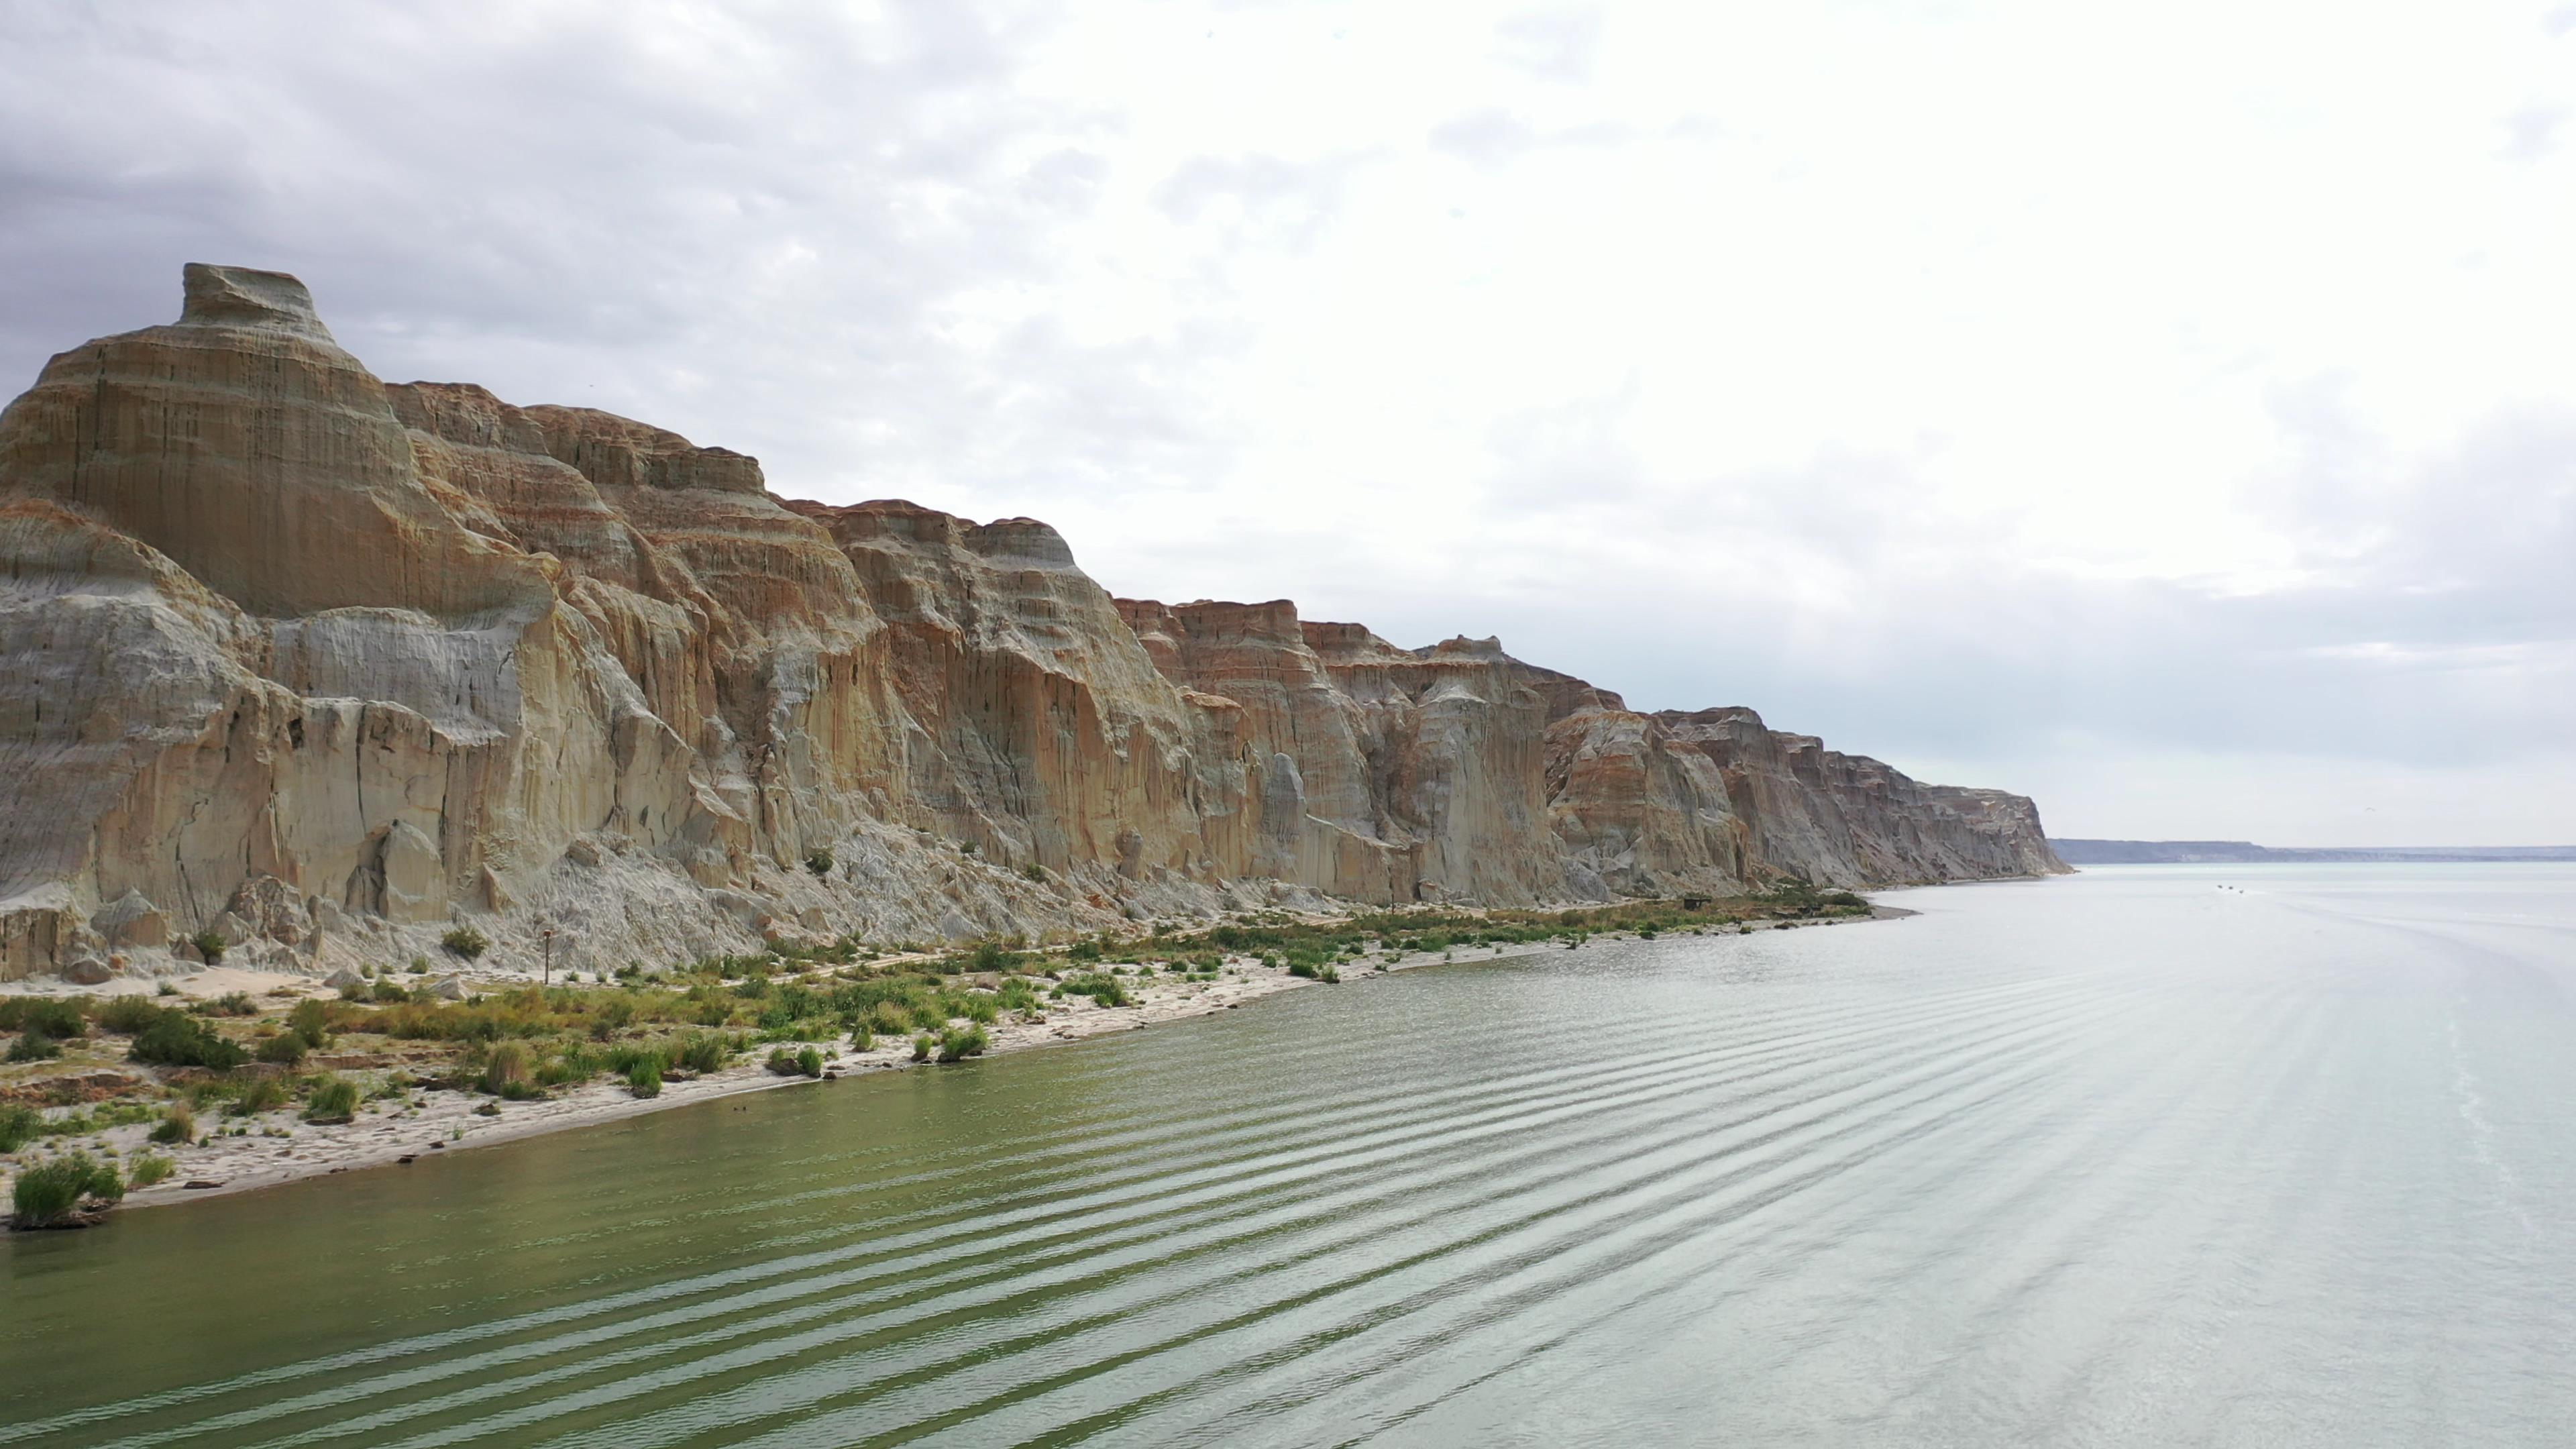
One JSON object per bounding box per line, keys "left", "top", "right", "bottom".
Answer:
{"left": 233, "top": 1076, "right": 289, "bottom": 1116}
{"left": 935, "top": 1025, "right": 988, "bottom": 1063}
{"left": 441, "top": 924, "right": 490, "bottom": 961}
{"left": 12, "top": 1152, "right": 122, "bottom": 1226}
{"left": 1051, "top": 974, "right": 1131, "bottom": 1008}
{"left": 910, "top": 1033, "right": 935, "bottom": 1063}
{"left": 804, "top": 847, "right": 835, "bottom": 876}
{"left": 190, "top": 929, "right": 227, "bottom": 964}
{"left": 625, "top": 1057, "right": 662, "bottom": 1098}
{"left": 535, "top": 1042, "right": 603, "bottom": 1087}
{"left": 197, "top": 991, "right": 258, "bottom": 1017}
{"left": 129, "top": 1152, "right": 176, "bottom": 1188}
{"left": 798, "top": 1045, "right": 824, "bottom": 1077}
{"left": 303, "top": 1075, "right": 360, "bottom": 1124}
{"left": 0, "top": 1104, "right": 38, "bottom": 1153}
{"left": 129, "top": 1012, "right": 248, "bottom": 1070}
{"left": 674, "top": 1032, "right": 736, "bottom": 1075}
{"left": 477, "top": 1040, "right": 535, "bottom": 1097}
{"left": 148, "top": 1102, "right": 196, "bottom": 1145}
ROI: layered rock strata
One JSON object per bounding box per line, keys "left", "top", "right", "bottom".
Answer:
{"left": 0, "top": 265, "right": 2064, "bottom": 981}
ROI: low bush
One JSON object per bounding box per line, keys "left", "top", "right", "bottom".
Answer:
{"left": 129, "top": 1013, "right": 248, "bottom": 1070}
{"left": 0, "top": 1104, "right": 38, "bottom": 1153}
{"left": 191, "top": 929, "right": 227, "bottom": 965}
{"left": 129, "top": 1152, "right": 176, "bottom": 1188}
{"left": 625, "top": 1057, "right": 663, "bottom": 1098}
{"left": 303, "top": 1075, "right": 360, "bottom": 1123}
{"left": 255, "top": 1031, "right": 309, "bottom": 1067}
{"left": 804, "top": 847, "right": 835, "bottom": 877}
{"left": 441, "top": 924, "right": 490, "bottom": 961}
{"left": 7, "top": 1030, "right": 63, "bottom": 1064}
{"left": 0, "top": 997, "right": 87, "bottom": 1038}
{"left": 935, "top": 1024, "right": 988, "bottom": 1063}
{"left": 765, "top": 1046, "right": 804, "bottom": 1076}
{"left": 197, "top": 991, "right": 258, "bottom": 1017}
{"left": 797, "top": 1045, "right": 825, "bottom": 1077}
{"left": 910, "top": 1033, "right": 935, "bottom": 1063}
{"left": 12, "top": 1152, "right": 121, "bottom": 1227}
{"left": 148, "top": 1102, "right": 196, "bottom": 1145}
{"left": 93, "top": 995, "right": 166, "bottom": 1034}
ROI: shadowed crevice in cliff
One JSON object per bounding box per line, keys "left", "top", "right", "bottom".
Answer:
{"left": 0, "top": 265, "right": 2063, "bottom": 982}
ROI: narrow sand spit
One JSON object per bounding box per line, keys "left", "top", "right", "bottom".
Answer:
{"left": 5, "top": 912, "right": 1901, "bottom": 1219}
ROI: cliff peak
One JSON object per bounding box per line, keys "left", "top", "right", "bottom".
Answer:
{"left": 178, "top": 262, "right": 338, "bottom": 342}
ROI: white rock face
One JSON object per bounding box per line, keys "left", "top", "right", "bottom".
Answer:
{"left": 0, "top": 266, "right": 2065, "bottom": 981}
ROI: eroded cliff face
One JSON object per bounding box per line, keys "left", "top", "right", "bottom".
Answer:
{"left": 0, "top": 266, "right": 2063, "bottom": 981}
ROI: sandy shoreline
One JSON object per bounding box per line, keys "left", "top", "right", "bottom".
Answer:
{"left": 5, "top": 909, "right": 1900, "bottom": 1224}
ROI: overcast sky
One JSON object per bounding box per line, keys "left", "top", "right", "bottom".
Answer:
{"left": 3, "top": 1, "right": 2571, "bottom": 845}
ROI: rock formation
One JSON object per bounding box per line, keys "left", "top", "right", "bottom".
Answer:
{"left": 0, "top": 265, "right": 2065, "bottom": 981}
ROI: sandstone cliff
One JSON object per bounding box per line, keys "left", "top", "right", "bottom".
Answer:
{"left": 0, "top": 266, "right": 2065, "bottom": 981}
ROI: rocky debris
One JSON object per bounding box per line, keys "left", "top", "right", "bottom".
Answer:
{"left": 0, "top": 264, "right": 2065, "bottom": 981}
{"left": 323, "top": 967, "right": 368, "bottom": 994}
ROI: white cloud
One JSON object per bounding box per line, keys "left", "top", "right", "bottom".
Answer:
{"left": 1, "top": 0, "right": 2569, "bottom": 845}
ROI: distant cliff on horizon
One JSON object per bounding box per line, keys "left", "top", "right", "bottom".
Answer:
{"left": 0, "top": 264, "right": 2065, "bottom": 983}
{"left": 2054, "top": 841, "right": 2576, "bottom": 865}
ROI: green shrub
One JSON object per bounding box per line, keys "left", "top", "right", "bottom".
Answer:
{"left": 129, "top": 1013, "right": 248, "bottom": 1070}
{"left": 233, "top": 1076, "right": 288, "bottom": 1116}
{"left": 255, "top": 1031, "right": 309, "bottom": 1067}
{"left": 441, "top": 924, "right": 490, "bottom": 961}
{"left": 0, "top": 1104, "right": 39, "bottom": 1153}
{"left": 148, "top": 1102, "right": 196, "bottom": 1145}
{"left": 1020, "top": 862, "right": 1047, "bottom": 883}
{"left": 157, "top": 980, "right": 179, "bottom": 997}
{"left": 804, "top": 847, "right": 835, "bottom": 876}
{"left": 303, "top": 1075, "right": 360, "bottom": 1124}
{"left": 865, "top": 1001, "right": 914, "bottom": 1038}
{"left": 93, "top": 995, "right": 166, "bottom": 1034}
{"left": 936, "top": 1025, "right": 988, "bottom": 1063}
{"left": 1287, "top": 961, "right": 1321, "bottom": 980}
{"left": 796, "top": 1045, "right": 824, "bottom": 1077}
{"left": 13, "top": 1152, "right": 121, "bottom": 1226}
{"left": 129, "top": 1152, "right": 176, "bottom": 1188}
{"left": 535, "top": 1042, "right": 602, "bottom": 1087}
{"left": 197, "top": 991, "right": 257, "bottom": 1017}
{"left": 765, "top": 1046, "right": 803, "bottom": 1076}
{"left": 191, "top": 928, "right": 227, "bottom": 964}
{"left": 371, "top": 979, "right": 413, "bottom": 1004}
{"left": 910, "top": 1033, "right": 935, "bottom": 1063}
{"left": 0, "top": 997, "right": 87, "bottom": 1038}
{"left": 625, "top": 1057, "right": 663, "bottom": 1098}
{"left": 7, "top": 1030, "right": 63, "bottom": 1063}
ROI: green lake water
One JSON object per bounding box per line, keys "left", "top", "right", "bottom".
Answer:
{"left": 5, "top": 865, "right": 2572, "bottom": 1446}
